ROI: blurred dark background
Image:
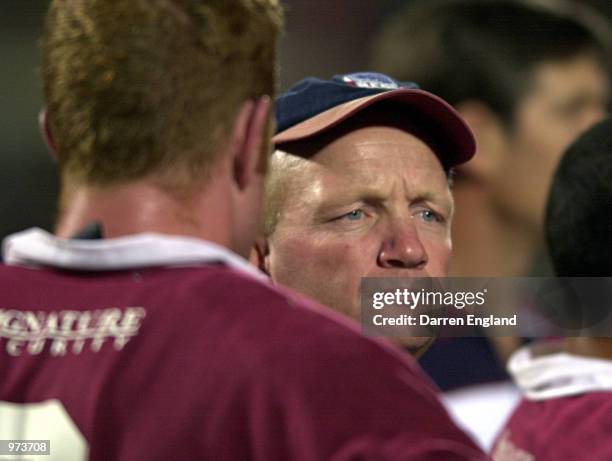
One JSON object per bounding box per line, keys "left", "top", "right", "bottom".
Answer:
{"left": 1, "top": 0, "right": 611, "bottom": 239}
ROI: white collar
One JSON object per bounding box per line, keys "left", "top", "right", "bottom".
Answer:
{"left": 2, "top": 227, "right": 265, "bottom": 280}
{"left": 508, "top": 342, "right": 612, "bottom": 401}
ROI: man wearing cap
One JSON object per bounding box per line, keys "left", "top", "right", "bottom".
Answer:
{"left": 254, "top": 72, "right": 474, "bottom": 355}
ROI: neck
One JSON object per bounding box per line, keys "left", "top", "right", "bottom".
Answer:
{"left": 55, "top": 175, "right": 232, "bottom": 248}
{"left": 450, "top": 179, "right": 539, "bottom": 277}
{"left": 563, "top": 338, "right": 612, "bottom": 361}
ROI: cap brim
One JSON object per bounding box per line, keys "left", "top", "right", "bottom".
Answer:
{"left": 273, "top": 89, "right": 475, "bottom": 167}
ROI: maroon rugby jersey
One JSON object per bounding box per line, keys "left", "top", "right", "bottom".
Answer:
{"left": 491, "top": 344, "right": 612, "bottom": 461}
{"left": 0, "top": 228, "right": 485, "bottom": 461}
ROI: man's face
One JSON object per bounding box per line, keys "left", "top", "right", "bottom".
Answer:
{"left": 492, "top": 54, "right": 609, "bottom": 236}
{"left": 261, "top": 121, "right": 453, "bottom": 327}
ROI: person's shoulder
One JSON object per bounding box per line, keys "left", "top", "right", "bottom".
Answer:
{"left": 0, "top": 263, "right": 49, "bottom": 286}
{"left": 494, "top": 393, "right": 612, "bottom": 460}
{"left": 510, "top": 390, "right": 612, "bottom": 415}
{"left": 503, "top": 391, "right": 612, "bottom": 436}
{"left": 169, "top": 264, "right": 322, "bottom": 318}
{"left": 553, "top": 391, "right": 612, "bottom": 421}
{"left": 0, "top": 263, "right": 30, "bottom": 274}
{"left": 183, "top": 265, "right": 420, "bottom": 372}
{"left": 234, "top": 273, "right": 446, "bottom": 396}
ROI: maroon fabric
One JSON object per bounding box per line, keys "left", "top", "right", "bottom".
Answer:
{"left": 492, "top": 393, "right": 612, "bottom": 461}
{"left": 0, "top": 263, "right": 486, "bottom": 460}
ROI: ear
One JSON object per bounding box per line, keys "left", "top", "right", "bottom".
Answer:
{"left": 251, "top": 236, "right": 271, "bottom": 275}
{"left": 455, "top": 100, "right": 508, "bottom": 181}
{"left": 38, "top": 108, "right": 58, "bottom": 161}
{"left": 229, "top": 96, "right": 272, "bottom": 191}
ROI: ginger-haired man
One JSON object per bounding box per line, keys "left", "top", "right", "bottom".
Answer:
{"left": 0, "top": 3, "right": 485, "bottom": 460}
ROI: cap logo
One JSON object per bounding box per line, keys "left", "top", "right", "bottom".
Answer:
{"left": 336, "top": 72, "right": 420, "bottom": 91}
{"left": 340, "top": 72, "right": 400, "bottom": 90}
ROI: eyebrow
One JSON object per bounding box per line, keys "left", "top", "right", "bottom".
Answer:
{"left": 312, "top": 190, "right": 386, "bottom": 212}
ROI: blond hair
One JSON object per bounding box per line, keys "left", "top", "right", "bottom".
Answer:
{"left": 43, "top": 0, "right": 282, "bottom": 189}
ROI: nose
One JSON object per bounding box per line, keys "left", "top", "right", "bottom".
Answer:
{"left": 377, "top": 219, "right": 428, "bottom": 270}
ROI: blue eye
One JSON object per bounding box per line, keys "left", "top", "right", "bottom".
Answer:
{"left": 420, "top": 210, "right": 439, "bottom": 223}
{"left": 343, "top": 209, "right": 364, "bottom": 221}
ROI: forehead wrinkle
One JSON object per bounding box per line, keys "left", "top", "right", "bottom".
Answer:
{"left": 316, "top": 137, "right": 451, "bottom": 199}
{"left": 337, "top": 135, "right": 436, "bottom": 162}
{"left": 316, "top": 155, "right": 392, "bottom": 201}
{"left": 348, "top": 141, "right": 417, "bottom": 148}
{"left": 400, "top": 165, "right": 453, "bottom": 213}
{"left": 314, "top": 143, "right": 405, "bottom": 181}
{"left": 351, "top": 142, "right": 446, "bottom": 183}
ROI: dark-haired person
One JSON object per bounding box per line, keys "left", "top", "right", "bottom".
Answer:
{"left": 371, "top": 0, "right": 611, "bottom": 447}
{"left": 491, "top": 118, "right": 612, "bottom": 461}
{"left": 0, "top": 2, "right": 487, "bottom": 460}
{"left": 372, "top": 1, "right": 610, "bottom": 265}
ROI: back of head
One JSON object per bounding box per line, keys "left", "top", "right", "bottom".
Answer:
{"left": 371, "top": 0, "right": 610, "bottom": 125}
{"left": 546, "top": 118, "right": 612, "bottom": 276}
{"left": 42, "top": 0, "right": 282, "bottom": 189}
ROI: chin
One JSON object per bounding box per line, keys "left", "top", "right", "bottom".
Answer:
{"left": 398, "top": 336, "right": 436, "bottom": 358}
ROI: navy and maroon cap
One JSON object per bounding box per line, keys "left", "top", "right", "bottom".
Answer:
{"left": 273, "top": 72, "right": 476, "bottom": 167}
